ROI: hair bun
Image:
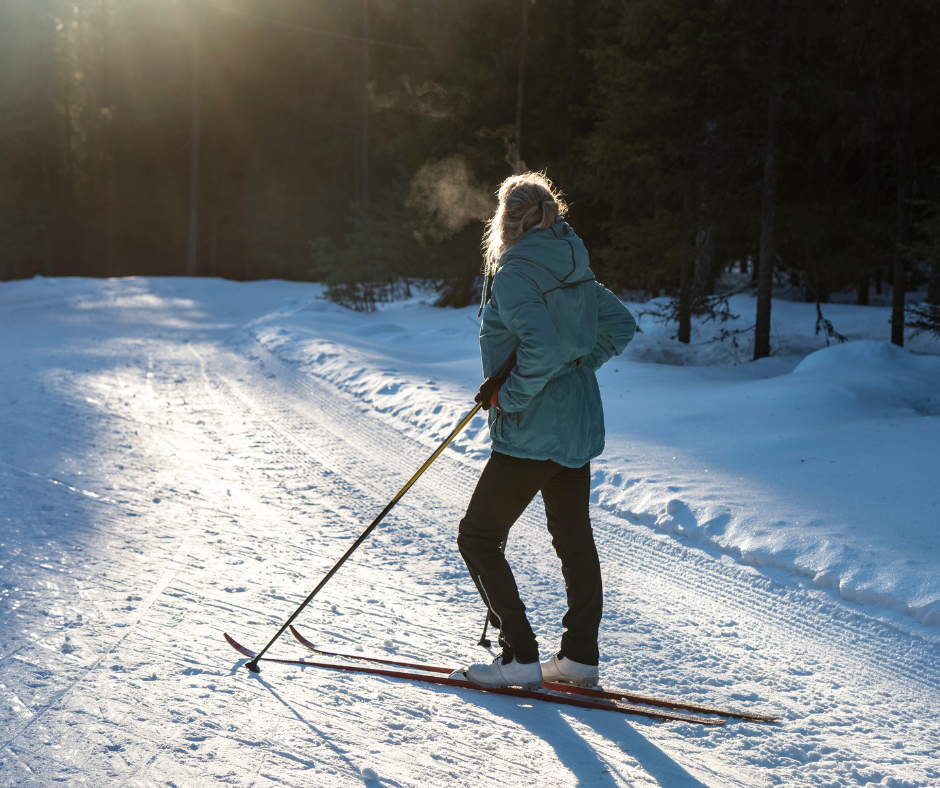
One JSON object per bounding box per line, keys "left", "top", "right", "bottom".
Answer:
{"left": 483, "top": 171, "right": 568, "bottom": 275}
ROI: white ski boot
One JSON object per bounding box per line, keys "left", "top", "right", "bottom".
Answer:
{"left": 464, "top": 653, "right": 543, "bottom": 691}
{"left": 540, "top": 653, "right": 599, "bottom": 687}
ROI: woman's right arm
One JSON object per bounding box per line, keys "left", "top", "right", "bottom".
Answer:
{"left": 584, "top": 283, "right": 637, "bottom": 371}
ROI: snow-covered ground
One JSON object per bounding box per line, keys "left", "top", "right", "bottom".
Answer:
{"left": 1, "top": 276, "right": 938, "bottom": 787}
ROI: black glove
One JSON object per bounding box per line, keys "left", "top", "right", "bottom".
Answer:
{"left": 475, "top": 376, "right": 506, "bottom": 411}
{"left": 474, "top": 353, "right": 517, "bottom": 411}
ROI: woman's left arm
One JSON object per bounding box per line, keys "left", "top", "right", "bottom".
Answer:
{"left": 492, "top": 267, "right": 565, "bottom": 413}
{"left": 583, "top": 283, "right": 637, "bottom": 371}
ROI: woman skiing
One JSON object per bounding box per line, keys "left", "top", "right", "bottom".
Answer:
{"left": 459, "top": 172, "right": 637, "bottom": 690}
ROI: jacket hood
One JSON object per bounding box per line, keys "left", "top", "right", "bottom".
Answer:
{"left": 497, "top": 219, "right": 591, "bottom": 284}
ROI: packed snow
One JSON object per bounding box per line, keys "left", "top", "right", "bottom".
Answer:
{"left": 250, "top": 288, "right": 940, "bottom": 627}
{"left": 1, "top": 275, "right": 938, "bottom": 787}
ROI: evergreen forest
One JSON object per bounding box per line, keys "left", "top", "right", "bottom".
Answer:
{"left": 2, "top": 0, "right": 939, "bottom": 355}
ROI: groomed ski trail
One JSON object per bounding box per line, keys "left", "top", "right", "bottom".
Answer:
{"left": 0, "top": 278, "right": 937, "bottom": 788}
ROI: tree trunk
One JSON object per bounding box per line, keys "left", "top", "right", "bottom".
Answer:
{"left": 857, "top": 144, "right": 877, "bottom": 306}
{"left": 754, "top": 0, "right": 786, "bottom": 361}
{"left": 857, "top": 271, "right": 870, "bottom": 306}
{"left": 210, "top": 209, "right": 219, "bottom": 278}
{"left": 694, "top": 225, "right": 715, "bottom": 297}
{"left": 678, "top": 188, "right": 694, "bottom": 344}
{"left": 99, "top": 0, "right": 115, "bottom": 277}
{"left": 40, "top": 8, "right": 58, "bottom": 278}
{"left": 186, "top": 17, "right": 201, "bottom": 277}
{"left": 562, "top": 0, "right": 576, "bottom": 168}
{"left": 694, "top": 122, "right": 717, "bottom": 297}
{"left": 514, "top": 0, "right": 528, "bottom": 174}
{"left": 358, "top": 0, "right": 370, "bottom": 240}
{"left": 41, "top": 160, "right": 54, "bottom": 277}
{"left": 803, "top": 155, "right": 816, "bottom": 303}
{"left": 928, "top": 263, "right": 940, "bottom": 304}
{"left": 891, "top": 38, "right": 913, "bottom": 347}
{"left": 803, "top": 248, "right": 814, "bottom": 302}
{"left": 431, "top": 0, "right": 440, "bottom": 70}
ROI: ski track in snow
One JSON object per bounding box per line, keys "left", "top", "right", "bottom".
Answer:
{"left": 0, "top": 277, "right": 938, "bottom": 787}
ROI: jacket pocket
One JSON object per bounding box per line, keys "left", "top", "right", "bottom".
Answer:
{"left": 493, "top": 407, "right": 515, "bottom": 445}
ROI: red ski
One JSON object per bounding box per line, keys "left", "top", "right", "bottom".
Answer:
{"left": 288, "top": 625, "right": 777, "bottom": 723}
{"left": 223, "top": 633, "right": 724, "bottom": 725}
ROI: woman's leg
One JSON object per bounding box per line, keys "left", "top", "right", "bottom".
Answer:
{"left": 457, "top": 451, "right": 559, "bottom": 663}
{"left": 540, "top": 461, "right": 602, "bottom": 666}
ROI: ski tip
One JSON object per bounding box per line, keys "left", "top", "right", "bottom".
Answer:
{"left": 749, "top": 714, "right": 780, "bottom": 723}
{"left": 289, "top": 624, "right": 317, "bottom": 651}
{"left": 290, "top": 624, "right": 319, "bottom": 652}
{"left": 223, "top": 632, "right": 257, "bottom": 659}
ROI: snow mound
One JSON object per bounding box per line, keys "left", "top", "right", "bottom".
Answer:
{"left": 792, "top": 340, "right": 940, "bottom": 417}
{"left": 794, "top": 339, "right": 940, "bottom": 376}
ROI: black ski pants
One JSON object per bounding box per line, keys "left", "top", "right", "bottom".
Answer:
{"left": 457, "top": 451, "right": 602, "bottom": 666}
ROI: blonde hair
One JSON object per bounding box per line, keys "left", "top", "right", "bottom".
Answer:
{"left": 482, "top": 172, "right": 567, "bottom": 275}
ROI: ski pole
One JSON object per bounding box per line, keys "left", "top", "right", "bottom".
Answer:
{"left": 476, "top": 536, "right": 508, "bottom": 647}
{"left": 245, "top": 402, "right": 483, "bottom": 673}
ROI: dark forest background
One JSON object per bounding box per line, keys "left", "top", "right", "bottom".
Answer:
{"left": 2, "top": 0, "right": 940, "bottom": 354}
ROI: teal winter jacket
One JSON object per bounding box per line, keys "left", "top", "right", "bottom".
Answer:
{"left": 480, "top": 219, "right": 637, "bottom": 467}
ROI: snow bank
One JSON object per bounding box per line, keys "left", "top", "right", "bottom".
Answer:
{"left": 245, "top": 287, "right": 940, "bottom": 629}
{"left": 793, "top": 340, "right": 940, "bottom": 417}
{"left": 242, "top": 293, "right": 496, "bottom": 465}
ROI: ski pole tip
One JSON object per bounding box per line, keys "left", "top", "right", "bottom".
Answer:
{"left": 245, "top": 659, "right": 261, "bottom": 673}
